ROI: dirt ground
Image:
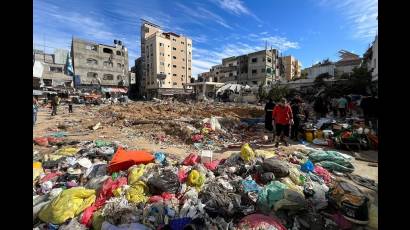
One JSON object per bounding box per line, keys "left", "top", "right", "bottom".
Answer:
{"left": 33, "top": 101, "right": 378, "bottom": 204}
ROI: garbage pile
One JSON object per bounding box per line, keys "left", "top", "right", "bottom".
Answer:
{"left": 33, "top": 139, "right": 377, "bottom": 229}
{"left": 301, "top": 117, "right": 378, "bottom": 151}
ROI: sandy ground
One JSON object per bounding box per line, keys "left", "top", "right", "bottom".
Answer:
{"left": 33, "top": 102, "right": 378, "bottom": 204}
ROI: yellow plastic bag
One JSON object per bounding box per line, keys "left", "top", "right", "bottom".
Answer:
{"left": 126, "top": 181, "right": 148, "bottom": 203}
{"left": 55, "top": 147, "right": 79, "bottom": 156}
{"left": 255, "top": 149, "right": 275, "bottom": 159}
{"left": 289, "top": 167, "right": 304, "bottom": 186}
{"left": 280, "top": 177, "right": 304, "bottom": 195}
{"left": 240, "top": 143, "right": 255, "bottom": 162}
{"left": 187, "top": 170, "right": 205, "bottom": 190}
{"left": 38, "top": 187, "right": 96, "bottom": 224}
{"left": 128, "top": 165, "right": 146, "bottom": 185}
{"left": 33, "top": 162, "right": 43, "bottom": 181}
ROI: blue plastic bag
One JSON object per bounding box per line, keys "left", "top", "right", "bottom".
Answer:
{"left": 154, "top": 152, "right": 166, "bottom": 164}
{"left": 170, "top": 217, "right": 192, "bottom": 230}
{"left": 242, "top": 178, "right": 262, "bottom": 193}
{"left": 301, "top": 160, "right": 314, "bottom": 173}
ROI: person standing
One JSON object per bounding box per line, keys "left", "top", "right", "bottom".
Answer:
{"left": 264, "top": 99, "right": 276, "bottom": 132}
{"left": 291, "top": 98, "right": 303, "bottom": 141}
{"left": 331, "top": 98, "right": 339, "bottom": 117}
{"left": 51, "top": 95, "right": 60, "bottom": 116}
{"left": 337, "top": 96, "right": 348, "bottom": 118}
{"left": 272, "top": 98, "right": 293, "bottom": 147}
{"left": 68, "top": 98, "right": 73, "bottom": 113}
{"left": 33, "top": 97, "right": 38, "bottom": 126}
{"left": 314, "top": 96, "right": 327, "bottom": 119}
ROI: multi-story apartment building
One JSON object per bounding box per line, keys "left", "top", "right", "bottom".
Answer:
{"left": 334, "top": 50, "right": 362, "bottom": 77}
{"left": 71, "top": 38, "right": 129, "bottom": 90}
{"left": 140, "top": 19, "right": 192, "bottom": 98}
{"left": 205, "top": 49, "right": 280, "bottom": 87}
{"left": 33, "top": 49, "right": 73, "bottom": 88}
{"left": 281, "top": 55, "right": 301, "bottom": 80}
{"left": 304, "top": 61, "right": 335, "bottom": 79}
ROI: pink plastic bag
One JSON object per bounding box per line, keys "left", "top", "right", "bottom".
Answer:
{"left": 191, "top": 134, "right": 204, "bottom": 143}
{"left": 314, "top": 165, "right": 332, "bottom": 184}
{"left": 33, "top": 137, "right": 49, "bottom": 146}
{"left": 238, "top": 214, "right": 287, "bottom": 230}
{"left": 178, "top": 168, "right": 188, "bottom": 183}
{"left": 39, "top": 172, "right": 62, "bottom": 184}
{"left": 182, "top": 153, "right": 200, "bottom": 166}
{"left": 203, "top": 160, "right": 220, "bottom": 171}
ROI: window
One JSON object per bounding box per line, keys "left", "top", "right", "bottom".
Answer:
{"left": 86, "top": 58, "right": 98, "bottom": 65}
{"left": 229, "top": 64, "right": 233, "bottom": 67}
{"left": 216, "top": 72, "right": 219, "bottom": 74}
{"left": 159, "top": 43, "right": 163, "bottom": 47}
{"left": 182, "top": 66, "right": 185, "bottom": 69}
{"left": 266, "top": 68, "right": 272, "bottom": 74}
{"left": 85, "top": 45, "right": 97, "bottom": 51}
{"left": 261, "top": 68, "right": 265, "bottom": 73}
{"left": 173, "top": 82, "right": 177, "bottom": 85}
{"left": 181, "top": 77, "right": 183, "bottom": 81}
{"left": 181, "top": 41, "right": 185, "bottom": 44}
{"left": 172, "top": 38, "right": 176, "bottom": 41}
{"left": 173, "top": 56, "right": 177, "bottom": 59}
{"left": 263, "top": 57, "right": 266, "bottom": 62}
{"left": 188, "top": 59, "right": 191, "bottom": 62}
{"left": 117, "top": 75, "right": 122, "bottom": 80}
{"left": 160, "top": 62, "right": 164, "bottom": 66}
{"left": 173, "top": 65, "right": 177, "bottom": 68}
{"left": 267, "top": 57, "right": 272, "bottom": 63}
{"left": 182, "top": 58, "right": 185, "bottom": 61}
{"left": 267, "top": 81, "right": 271, "bottom": 85}
{"left": 144, "top": 27, "right": 149, "bottom": 33}
{"left": 188, "top": 67, "right": 191, "bottom": 70}
{"left": 103, "top": 48, "right": 113, "bottom": 54}
{"left": 229, "top": 73, "right": 233, "bottom": 77}
{"left": 49, "top": 66, "right": 63, "bottom": 73}
{"left": 252, "top": 81, "right": 257, "bottom": 85}
{"left": 168, "top": 64, "right": 170, "bottom": 67}
{"left": 181, "top": 50, "right": 184, "bottom": 52}
{"left": 103, "top": 74, "right": 114, "bottom": 80}
{"left": 251, "top": 58, "right": 257, "bottom": 63}
{"left": 188, "top": 43, "right": 191, "bottom": 47}
{"left": 252, "top": 69, "right": 257, "bottom": 74}
{"left": 182, "top": 75, "right": 184, "bottom": 77}
{"left": 172, "top": 47, "right": 176, "bottom": 50}
{"left": 117, "top": 63, "right": 122, "bottom": 68}
{"left": 103, "top": 61, "right": 113, "bottom": 67}
{"left": 116, "top": 51, "right": 122, "bottom": 56}
{"left": 160, "top": 52, "right": 164, "bottom": 56}
{"left": 173, "top": 74, "right": 177, "bottom": 76}
{"left": 188, "top": 51, "right": 191, "bottom": 55}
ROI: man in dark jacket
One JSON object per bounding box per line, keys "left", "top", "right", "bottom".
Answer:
{"left": 264, "top": 99, "right": 276, "bottom": 132}
{"left": 291, "top": 98, "right": 303, "bottom": 140}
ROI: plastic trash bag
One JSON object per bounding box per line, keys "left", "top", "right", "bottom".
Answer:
{"left": 95, "top": 140, "right": 112, "bottom": 148}
{"left": 203, "top": 160, "right": 220, "bottom": 171}
{"left": 170, "top": 217, "right": 192, "bottom": 230}
{"left": 108, "top": 147, "right": 154, "bottom": 173}
{"left": 187, "top": 170, "right": 205, "bottom": 190}
{"left": 85, "top": 163, "right": 108, "bottom": 178}
{"left": 33, "top": 162, "right": 43, "bottom": 181}
{"left": 280, "top": 177, "right": 304, "bottom": 195}
{"left": 237, "top": 214, "right": 286, "bottom": 230}
{"left": 313, "top": 165, "right": 332, "bottom": 184}
{"left": 368, "top": 204, "right": 378, "bottom": 229}
{"left": 128, "top": 165, "right": 146, "bottom": 185}
{"left": 56, "top": 147, "right": 79, "bottom": 156}
{"left": 147, "top": 169, "right": 180, "bottom": 195}
{"left": 59, "top": 218, "right": 87, "bottom": 230}
{"left": 78, "top": 158, "right": 92, "bottom": 168}
{"left": 255, "top": 149, "right": 276, "bottom": 159}
{"left": 182, "top": 153, "right": 200, "bottom": 166}
{"left": 242, "top": 177, "right": 261, "bottom": 193}
{"left": 289, "top": 166, "right": 305, "bottom": 185}
{"left": 178, "top": 168, "right": 188, "bottom": 183}
{"left": 257, "top": 181, "right": 287, "bottom": 211}
{"left": 301, "top": 160, "right": 314, "bottom": 173}
{"left": 273, "top": 188, "right": 307, "bottom": 211}
{"left": 318, "top": 161, "right": 354, "bottom": 173}
{"left": 240, "top": 143, "right": 256, "bottom": 162}
{"left": 262, "top": 158, "right": 289, "bottom": 178}
{"left": 47, "top": 137, "right": 64, "bottom": 145}
{"left": 126, "top": 181, "right": 149, "bottom": 203}
{"left": 34, "top": 137, "right": 49, "bottom": 146}
{"left": 154, "top": 152, "right": 166, "bottom": 164}
{"left": 38, "top": 187, "right": 96, "bottom": 224}
{"left": 92, "top": 210, "right": 104, "bottom": 230}
{"left": 101, "top": 221, "right": 150, "bottom": 230}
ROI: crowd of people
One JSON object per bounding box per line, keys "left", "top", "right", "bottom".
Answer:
{"left": 264, "top": 93, "right": 378, "bottom": 146}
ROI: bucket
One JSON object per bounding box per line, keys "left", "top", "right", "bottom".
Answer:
{"left": 305, "top": 131, "right": 314, "bottom": 142}
{"left": 315, "top": 130, "right": 324, "bottom": 139}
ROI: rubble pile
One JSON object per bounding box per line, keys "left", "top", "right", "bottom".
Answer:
{"left": 33, "top": 138, "right": 378, "bottom": 230}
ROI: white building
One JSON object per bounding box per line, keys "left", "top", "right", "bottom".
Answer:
{"left": 371, "top": 36, "right": 378, "bottom": 82}
{"left": 304, "top": 62, "right": 335, "bottom": 79}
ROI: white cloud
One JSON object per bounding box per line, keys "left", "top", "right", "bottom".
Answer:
{"left": 190, "top": 34, "right": 208, "bottom": 44}
{"left": 260, "top": 31, "right": 269, "bottom": 35}
{"left": 176, "top": 3, "right": 232, "bottom": 29}
{"left": 260, "top": 36, "right": 300, "bottom": 51}
{"left": 318, "top": 0, "right": 377, "bottom": 40}
{"left": 210, "top": 0, "right": 261, "bottom": 22}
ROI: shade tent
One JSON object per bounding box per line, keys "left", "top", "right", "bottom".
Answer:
{"left": 216, "top": 83, "right": 251, "bottom": 94}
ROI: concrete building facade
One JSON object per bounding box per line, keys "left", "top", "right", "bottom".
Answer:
{"left": 205, "top": 49, "right": 280, "bottom": 87}
{"left": 71, "top": 38, "right": 129, "bottom": 88}
{"left": 304, "top": 62, "right": 335, "bottom": 79}
{"left": 281, "top": 55, "right": 301, "bottom": 80}
{"left": 334, "top": 50, "right": 362, "bottom": 77}
{"left": 140, "top": 20, "right": 192, "bottom": 98}
{"left": 33, "top": 49, "right": 73, "bottom": 88}
{"left": 370, "top": 36, "right": 378, "bottom": 82}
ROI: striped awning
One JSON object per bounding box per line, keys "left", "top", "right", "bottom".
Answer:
{"left": 101, "top": 87, "right": 128, "bottom": 93}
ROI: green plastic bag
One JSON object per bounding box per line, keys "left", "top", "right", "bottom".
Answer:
{"left": 92, "top": 210, "right": 104, "bottom": 230}
{"left": 95, "top": 140, "right": 111, "bottom": 148}
{"left": 318, "top": 161, "right": 354, "bottom": 173}
{"left": 38, "top": 187, "right": 96, "bottom": 224}
{"left": 257, "top": 181, "right": 287, "bottom": 211}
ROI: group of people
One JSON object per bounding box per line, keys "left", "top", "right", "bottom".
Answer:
{"left": 265, "top": 96, "right": 307, "bottom": 147}
{"left": 33, "top": 95, "right": 74, "bottom": 126}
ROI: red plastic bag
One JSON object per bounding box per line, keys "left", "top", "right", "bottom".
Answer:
{"left": 178, "top": 168, "right": 188, "bottom": 183}
{"left": 191, "top": 134, "right": 204, "bottom": 143}
{"left": 203, "top": 160, "right": 220, "bottom": 171}
{"left": 238, "top": 214, "right": 286, "bottom": 230}
{"left": 313, "top": 165, "right": 332, "bottom": 184}
{"left": 47, "top": 137, "right": 64, "bottom": 145}
{"left": 34, "top": 137, "right": 49, "bottom": 146}
{"left": 108, "top": 147, "right": 154, "bottom": 173}
{"left": 81, "top": 177, "right": 127, "bottom": 226}
{"left": 148, "top": 192, "right": 175, "bottom": 203}
{"left": 182, "top": 153, "right": 200, "bottom": 166}
{"left": 39, "top": 172, "right": 62, "bottom": 184}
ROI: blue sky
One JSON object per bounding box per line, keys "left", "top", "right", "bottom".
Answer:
{"left": 34, "top": 0, "right": 378, "bottom": 77}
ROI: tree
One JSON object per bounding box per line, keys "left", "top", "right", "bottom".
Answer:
{"left": 300, "top": 71, "right": 308, "bottom": 79}
{"left": 258, "top": 84, "right": 268, "bottom": 101}
{"left": 268, "top": 84, "right": 289, "bottom": 102}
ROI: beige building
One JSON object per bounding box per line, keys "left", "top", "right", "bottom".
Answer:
{"left": 281, "top": 55, "right": 301, "bottom": 80}
{"left": 140, "top": 20, "right": 192, "bottom": 98}
{"left": 334, "top": 50, "right": 362, "bottom": 77}
{"left": 71, "top": 38, "right": 129, "bottom": 89}
{"left": 206, "top": 49, "right": 280, "bottom": 87}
